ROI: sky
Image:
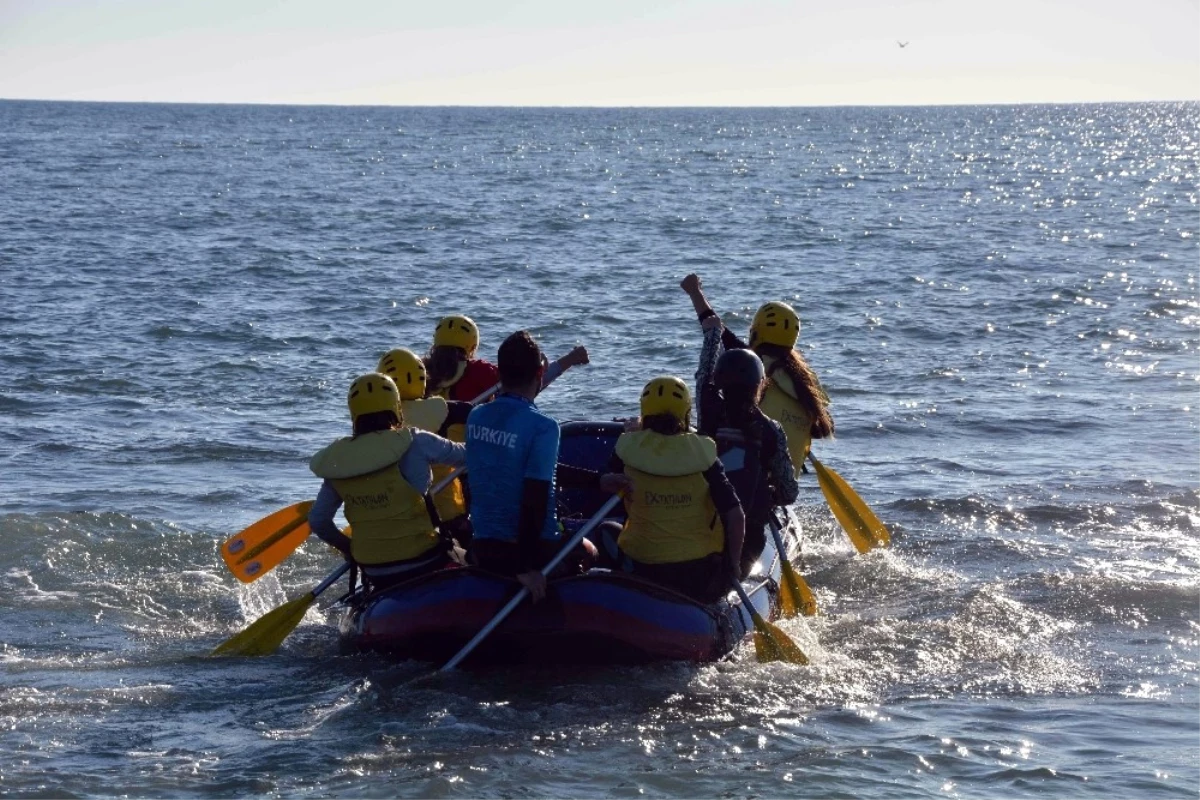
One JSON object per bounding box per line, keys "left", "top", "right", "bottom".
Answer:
{"left": 1, "top": 0, "right": 1197, "bottom": 106}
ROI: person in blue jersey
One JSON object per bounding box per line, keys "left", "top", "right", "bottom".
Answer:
{"left": 465, "top": 330, "right": 601, "bottom": 601}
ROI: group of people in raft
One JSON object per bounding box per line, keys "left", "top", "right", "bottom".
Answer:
{"left": 307, "top": 274, "right": 835, "bottom": 605}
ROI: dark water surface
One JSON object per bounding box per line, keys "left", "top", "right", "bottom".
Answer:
{"left": 0, "top": 100, "right": 1196, "bottom": 798}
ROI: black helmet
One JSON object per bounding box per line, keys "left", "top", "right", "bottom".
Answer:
{"left": 714, "top": 348, "right": 765, "bottom": 391}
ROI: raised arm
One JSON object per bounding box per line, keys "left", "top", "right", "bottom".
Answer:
{"left": 680, "top": 273, "right": 717, "bottom": 323}
{"left": 540, "top": 346, "right": 589, "bottom": 391}
{"left": 695, "top": 319, "right": 725, "bottom": 435}
{"left": 683, "top": 273, "right": 748, "bottom": 351}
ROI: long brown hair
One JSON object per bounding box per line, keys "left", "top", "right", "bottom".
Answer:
{"left": 424, "top": 345, "right": 466, "bottom": 395}
{"left": 720, "top": 380, "right": 767, "bottom": 449}
{"left": 353, "top": 410, "right": 403, "bottom": 437}
{"left": 754, "top": 343, "right": 834, "bottom": 439}
{"left": 640, "top": 412, "right": 688, "bottom": 436}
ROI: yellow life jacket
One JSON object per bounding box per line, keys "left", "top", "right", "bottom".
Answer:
{"left": 758, "top": 354, "right": 811, "bottom": 479}
{"left": 403, "top": 396, "right": 449, "bottom": 434}
{"left": 410, "top": 395, "right": 470, "bottom": 522}
{"left": 309, "top": 429, "right": 439, "bottom": 565}
{"left": 615, "top": 429, "right": 725, "bottom": 565}
{"left": 404, "top": 396, "right": 467, "bottom": 522}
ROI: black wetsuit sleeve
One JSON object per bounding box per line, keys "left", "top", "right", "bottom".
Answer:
{"left": 698, "top": 383, "right": 723, "bottom": 438}
{"left": 703, "top": 462, "right": 740, "bottom": 515}
{"left": 517, "top": 478, "right": 550, "bottom": 572}
{"left": 557, "top": 463, "right": 602, "bottom": 489}
{"left": 766, "top": 418, "right": 799, "bottom": 505}
{"left": 695, "top": 325, "right": 723, "bottom": 435}
{"left": 721, "top": 327, "right": 747, "bottom": 351}
{"left": 439, "top": 400, "right": 472, "bottom": 436}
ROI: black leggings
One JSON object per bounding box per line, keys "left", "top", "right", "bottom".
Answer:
{"left": 629, "top": 555, "right": 728, "bottom": 604}
{"left": 469, "top": 538, "right": 591, "bottom": 578}
{"left": 362, "top": 550, "right": 451, "bottom": 592}
{"left": 593, "top": 521, "right": 728, "bottom": 604}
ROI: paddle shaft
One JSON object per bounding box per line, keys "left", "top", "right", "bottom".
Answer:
{"left": 428, "top": 464, "right": 465, "bottom": 497}
{"left": 439, "top": 493, "right": 622, "bottom": 672}
{"left": 766, "top": 515, "right": 791, "bottom": 565}
{"left": 313, "top": 561, "right": 353, "bottom": 597}
{"left": 769, "top": 513, "right": 818, "bottom": 616}
{"left": 467, "top": 383, "right": 501, "bottom": 405}
{"left": 730, "top": 577, "right": 763, "bottom": 623}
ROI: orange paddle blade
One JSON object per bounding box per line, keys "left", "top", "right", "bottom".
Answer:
{"left": 221, "top": 501, "right": 314, "bottom": 583}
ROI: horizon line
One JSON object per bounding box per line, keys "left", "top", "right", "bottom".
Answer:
{"left": 2, "top": 96, "right": 1197, "bottom": 110}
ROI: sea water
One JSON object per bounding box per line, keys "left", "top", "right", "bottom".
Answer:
{"left": 0, "top": 100, "right": 1196, "bottom": 798}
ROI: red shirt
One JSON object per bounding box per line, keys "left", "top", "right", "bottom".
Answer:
{"left": 450, "top": 359, "right": 500, "bottom": 402}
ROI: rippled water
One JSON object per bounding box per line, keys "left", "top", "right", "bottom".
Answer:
{"left": 1, "top": 100, "right": 1197, "bottom": 798}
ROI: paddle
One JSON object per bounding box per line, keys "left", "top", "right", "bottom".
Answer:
{"left": 208, "top": 460, "right": 474, "bottom": 657}
{"left": 729, "top": 576, "right": 809, "bottom": 665}
{"left": 808, "top": 453, "right": 890, "bottom": 554}
{"left": 439, "top": 493, "right": 623, "bottom": 672}
{"left": 221, "top": 501, "right": 315, "bottom": 584}
{"left": 218, "top": 381, "right": 503, "bottom": 584}
{"left": 766, "top": 515, "right": 818, "bottom": 617}
{"left": 221, "top": 463, "right": 467, "bottom": 584}
{"left": 465, "top": 381, "right": 501, "bottom": 405}
{"left": 210, "top": 561, "right": 351, "bottom": 657}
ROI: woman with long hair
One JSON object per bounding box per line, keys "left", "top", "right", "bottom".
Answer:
{"left": 680, "top": 274, "right": 834, "bottom": 478}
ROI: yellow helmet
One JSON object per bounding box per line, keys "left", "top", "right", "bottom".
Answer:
{"left": 639, "top": 376, "right": 691, "bottom": 423}
{"left": 750, "top": 301, "right": 800, "bottom": 348}
{"left": 376, "top": 348, "right": 427, "bottom": 400}
{"left": 433, "top": 315, "right": 479, "bottom": 355}
{"left": 347, "top": 372, "right": 401, "bottom": 423}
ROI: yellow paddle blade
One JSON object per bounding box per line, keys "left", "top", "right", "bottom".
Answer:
{"left": 776, "top": 566, "right": 800, "bottom": 618}
{"left": 750, "top": 613, "right": 809, "bottom": 665}
{"left": 780, "top": 560, "right": 819, "bottom": 617}
{"left": 210, "top": 593, "right": 316, "bottom": 657}
{"left": 809, "top": 455, "right": 890, "bottom": 553}
{"left": 222, "top": 502, "right": 315, "bottom": 583}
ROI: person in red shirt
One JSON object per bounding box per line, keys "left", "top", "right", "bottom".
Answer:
{"left": 424, "top": 314, "right": 587, "bottom": 402}
{"left": 425, "top": 315, "right": 499, "bottom": 402}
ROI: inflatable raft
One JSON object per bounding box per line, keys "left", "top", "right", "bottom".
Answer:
{"left": 337, "top": 421, "right": 801, "bottom": 666}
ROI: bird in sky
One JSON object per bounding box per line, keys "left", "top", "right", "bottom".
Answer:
{"left": 897, "top": 41, "right": 909, "bottom": 48}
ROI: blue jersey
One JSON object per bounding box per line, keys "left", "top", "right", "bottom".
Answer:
{"left": 465, "top": 394, "right": 561, "bottom": 543}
